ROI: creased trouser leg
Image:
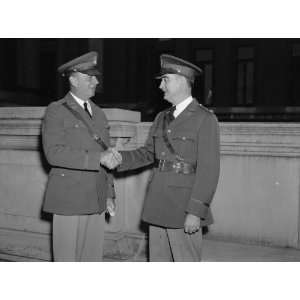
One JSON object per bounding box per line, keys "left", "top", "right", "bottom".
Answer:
{"left": 149, "top": 225, "right": 173, "bottom": 262}
{"left": 53, "top": 213, "right": 105, "bottom": 262}
{"left": 167, "top": 228, "right": 202, "bottom": 262}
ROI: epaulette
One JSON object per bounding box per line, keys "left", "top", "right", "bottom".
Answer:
{"left": 51, "top": 98, "right": 67, "bottom": 106}
{"left": 198, "top": 103, "right": 215, "bottom": 114}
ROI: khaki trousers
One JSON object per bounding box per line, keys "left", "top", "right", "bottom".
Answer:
{"left": 149, "top": 225, "right": 202, "bottom": 262}
{"left": 52, "top": 212, "right": 105, "bottom": 262}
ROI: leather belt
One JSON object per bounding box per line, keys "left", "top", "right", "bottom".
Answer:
{"left": 154, "top": 159, "right": 196, "bottom": 174}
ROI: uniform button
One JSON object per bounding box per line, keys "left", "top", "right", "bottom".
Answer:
{"left": 61, "top": 173, "right": 65, "bottom": 176}
{"left": 182, "top": 136, "right": 186, "bottom": 140}
{"left": 161, "top": 152, "right": 165, "bottom": 155}
{"left": 75, "top": 124, "right": 79, "bottom": 128}
{"left": 167, "top": 129, "right": 171, "bottom": 133}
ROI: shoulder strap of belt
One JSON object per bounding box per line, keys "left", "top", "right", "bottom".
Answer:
{"left": 62, "top": 102, "right": 108, "bottom": 150}
{"left": 162, "top": 111, "right": 184, "bottom": 161}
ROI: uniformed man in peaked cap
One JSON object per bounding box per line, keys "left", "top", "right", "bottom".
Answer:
{"left": 102, "top": 54, "right": 220, "bottom": 261}
{"left": 42, "top": 51, "right": 120, "bottom": 261}
{"left": 57, "top": 51, "right": 100, "bottom": 77}
{"left": 157, "top": 53, "right": 203, "bottom": 82}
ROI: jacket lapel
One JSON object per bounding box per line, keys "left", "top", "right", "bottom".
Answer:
{"left": 169, "top": 98, "right": 200, "bottom": 129}
{"left": 65, "top": 93, "right": 104, "bottom": 135}
{"left": 65, "top": 93, "right": 111, "bottom": 147}
{"left": 65, "top": 93, "right": 93, "bottom": 124}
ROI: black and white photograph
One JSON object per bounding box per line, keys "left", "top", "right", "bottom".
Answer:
{"left": 1, "top": 37, "right": 300, "bottom": 262}
{"left": 1, "top": 1, "right": 299, "bottom": 300}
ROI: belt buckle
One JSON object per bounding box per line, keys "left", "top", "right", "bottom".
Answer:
{"left": 173, "top": 161, "right": 182, "bottom": 173}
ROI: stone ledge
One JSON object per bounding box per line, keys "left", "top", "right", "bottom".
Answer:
{"left": 0, "top": 228, "right": 147, "bottom": 262}
{"left": 0, "top": 107, "right": 141, "bottom": 123}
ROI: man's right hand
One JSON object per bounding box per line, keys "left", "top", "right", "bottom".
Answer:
{"left": 100, "top": 148, "right": 122, "bottom": 169}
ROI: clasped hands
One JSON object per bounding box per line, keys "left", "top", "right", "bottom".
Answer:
{"left": 100, "top": 147, "right": 122, "bottom": 170}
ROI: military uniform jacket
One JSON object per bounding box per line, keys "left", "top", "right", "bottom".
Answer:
{"left": 42, "top": 92, "right": 115, "bottom": 215}
{"left": 119, "top": 99, "right": 220, "bottom": 228}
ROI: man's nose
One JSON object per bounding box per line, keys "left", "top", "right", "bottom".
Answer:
{"left": 93, "top": 76, "right": 99, "bottom": 85}
{"left": 159, "top": 80, "right": 164, "bottom": 90}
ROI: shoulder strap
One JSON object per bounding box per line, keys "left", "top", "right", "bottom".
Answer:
{"left": 162, "top": 111, "right": 184, "bottom": 161}
{"left": 62, "top": 102, "right": 108, "bottom": 150}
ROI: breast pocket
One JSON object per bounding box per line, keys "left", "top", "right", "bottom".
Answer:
{"left": 63, "top": 119, "right": 92, "bottom": 145}
{"left": 63, "top": 119, "right": 86, "bottom": 131}
{"left": 171, "top": 131, "right": 197, "bottom": 161}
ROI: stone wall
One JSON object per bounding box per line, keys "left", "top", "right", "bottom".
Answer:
{"left": 212, "top": 123, "right": 300, "bottom": 248}
{"left": 0, "top": 107, "right": 299, "bottom": 261}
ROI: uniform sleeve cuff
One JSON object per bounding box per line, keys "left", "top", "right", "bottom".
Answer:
{"left": 117, "top": 151, "right": 131, "bottom": 171}
{"left": 186, "top": 198, "right": 209, "bottom": 219}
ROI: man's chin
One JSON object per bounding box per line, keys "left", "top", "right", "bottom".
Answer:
{"left": 163, "top": 95, "right": 172, "bottom": 104}
{"left": 89, "top": 91, "right": 96, "bottom": 98}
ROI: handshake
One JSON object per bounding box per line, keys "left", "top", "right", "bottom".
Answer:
{"left": 100, "top": 148, "right": 122, "bottom": 170}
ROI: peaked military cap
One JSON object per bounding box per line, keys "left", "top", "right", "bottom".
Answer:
{"left": 157, "top": 54, "right": 202, "bottom": 82}
{"left": 57, "top": 51, "right": 100, "bottom": 77}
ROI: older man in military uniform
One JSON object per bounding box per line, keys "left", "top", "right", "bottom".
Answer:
{"left": 42, "top": 51, "right": 118, "bottom": 261}
{"left": 104, "top": 54, "right": 220, "bottom": 261}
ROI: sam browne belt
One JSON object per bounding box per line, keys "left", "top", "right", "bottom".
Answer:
{"left": 153, "top": 110, "right": 197, "bottom": 175}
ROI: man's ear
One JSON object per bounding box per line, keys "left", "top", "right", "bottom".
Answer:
{"left": 69, "top": 75, "right": 78, "bottom": 87}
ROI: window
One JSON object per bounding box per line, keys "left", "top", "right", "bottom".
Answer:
{"left": 195, "top": 49, "right": 214, "bottom": 105}
{"left": 290, "top": 43, "right": 300, "bottom": 105}
{"left": 236, "top": 46, "right": 255, "bottom": 105}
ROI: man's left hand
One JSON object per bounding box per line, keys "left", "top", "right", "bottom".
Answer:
{"left": 184, "top": 214, "right": 201, "bottom": 234}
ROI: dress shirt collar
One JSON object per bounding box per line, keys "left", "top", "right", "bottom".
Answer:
{"left": 70, "top": 92, "right": 90, "bottom": 109}
{"left": 173, "top": 96, "right": 193, "bottom": 118}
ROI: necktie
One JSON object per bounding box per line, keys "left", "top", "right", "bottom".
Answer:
{"left": 166, "top": 106, "right": 176, "bottom": 124}
{"left": 84, "top": 102, "right": 92, "bottom": 118}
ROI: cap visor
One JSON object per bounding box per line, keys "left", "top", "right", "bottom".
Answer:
{"left": 155, "top": 68, "right": 181, "bottom": 79}
{"left": 155, "top": 74, "right": 164, "bottom": 79}
{"left": 80, "top": 69, "right": 100, "bottom": 76}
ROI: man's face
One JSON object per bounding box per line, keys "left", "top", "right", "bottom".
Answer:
{"left": 159, "top": 74, "right": 184, "bottom": 104}
{"left": 71, "top": 72, "right": 99, "bottom": 100}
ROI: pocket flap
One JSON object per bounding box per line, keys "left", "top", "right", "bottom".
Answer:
{"left": 172, "top": 131, "right": 196, "bottom": 141}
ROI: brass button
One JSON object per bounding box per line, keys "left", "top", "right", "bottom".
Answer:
{"left": 167, "top": 129, "right": 171, "bottom": 133}
{"left": 161, "top": 152, "right": 165, "bottom": 155}
{"left": 75, "top": 124, "right": 79, "bottom": 128}
{"left": 61, "top": 173, "right": 65, "bottom": 176}
{"left": 182, "top": 136, "right": 186, "bottom": 140}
